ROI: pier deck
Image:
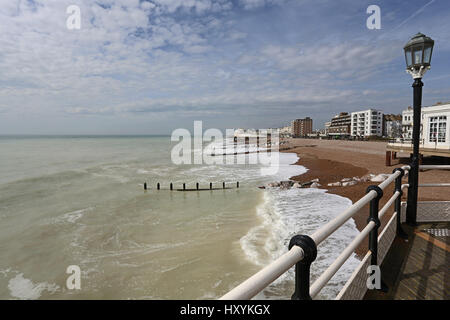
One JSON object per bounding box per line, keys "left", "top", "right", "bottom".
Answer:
{"left": 364, "top": 222, "right": 450, "bottom": 300}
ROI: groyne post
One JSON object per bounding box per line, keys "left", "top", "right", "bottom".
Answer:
{"left": 157, "top": 182, "right": 160, "bottom": 190}
{"left": 210, "top": 182, "right": 212, "bottom": 190}
{"left": 223, "top": 182, "right": 225, "bottom": 189}
{"left": 170, "top": 183, "right": 173, "bottom": 191}
{"left": 183, "top": 183, "right": 186, "bottom": 191}
{"left": 144, "top": 182, "right": 147, "bottom": 190}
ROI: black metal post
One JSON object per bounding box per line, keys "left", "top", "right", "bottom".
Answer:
{"left": 237, "top": 181, "right": 239, "bottom": 188}
{"left": 157, "top": 182, "right": 160, "bottom": 190}
{"left": 170, "top": 183, "right": 173, "bottom": 191}
{"left": 183, "top": 183, "right": 186, "bottom": 191}
{"left": 196, "top": 182, "right": 199, "bottom": 190}
{"left": 223, "top": 182, "right": 225, "bottom": 189}
{"left": 406, "top": 78, "right": 423, "bottom": 226}
{"left": 366, "top": 186, "right": 383, "bottom": 266}
{"left": 366, "top": 185, "right": 388, "bottom": 292}
{"left": 288, "top": 235, "right": 317, "bottom": 300}
{"left": 393, "top": 168, "right": 408, "bottom": 239}
{"left": 144, "top": 182, "right": 147, "bottom": 190}
{"left": 210, "top": 182, "right": 212, "bottom": 190}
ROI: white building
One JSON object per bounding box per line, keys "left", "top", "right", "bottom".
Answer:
{"left": 389, "top": 103, "right": 450, "bottom": 151}
{"left": 402, "top": 107, "right": 413, "bottom": 139}
{"left": 351, "top": 109, "right": 384, "bottom": 137}
{"left": 422, "top": 103, "right": 449, "bottom": 149}
{"left": 400, "top": 103, "right": 449, "bottom": 147}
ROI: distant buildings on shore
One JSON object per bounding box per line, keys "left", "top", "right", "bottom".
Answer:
{"left": 328, "top": 112, "right": 351, "bottom": 137}
{"left": 234, "top": 101, "right": 449, "bottom": 145}
{"left": 291, "top": 117, "right": 313, "bottom": 137}
{"left": 351, "top": 109, "right": 384, "bottom": 138}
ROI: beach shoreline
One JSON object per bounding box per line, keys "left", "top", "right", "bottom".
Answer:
{"left": 281, "top": 138, "right": 450, "bottom": 258}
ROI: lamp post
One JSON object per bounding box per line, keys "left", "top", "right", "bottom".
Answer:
{"left": 403, "top": 33, "right": 434, "bottom": 225}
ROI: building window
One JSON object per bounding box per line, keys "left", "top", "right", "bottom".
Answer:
{"left": 429, "top": 116, "right": 447, "bottom": 143}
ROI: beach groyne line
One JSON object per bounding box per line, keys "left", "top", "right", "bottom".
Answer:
{"left": 144, "top": 181, "right": 240, "bottom": 191}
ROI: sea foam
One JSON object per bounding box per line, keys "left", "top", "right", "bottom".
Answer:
{"left": 239, "top": 152, "right": 361, "bottom": 299}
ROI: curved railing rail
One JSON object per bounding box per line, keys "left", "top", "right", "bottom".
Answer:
{"left": 221, "top": 165, "right": 411, "bottom": 300}
{"left": 221, "top": 163, "right": 450, "bottom": 300}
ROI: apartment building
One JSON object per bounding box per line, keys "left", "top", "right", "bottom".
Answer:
{"left": 328, "top": 112, "right": 351, "bottom": 137}
{"left": 350, "top": 109, "right": 384, "bottom": 137}
{"left": 291, "top": 117, "right": 313, "bottom": 137}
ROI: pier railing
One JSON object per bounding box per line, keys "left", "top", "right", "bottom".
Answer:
{"left": 220, "top": 164, "right": 450, "bottom": 300}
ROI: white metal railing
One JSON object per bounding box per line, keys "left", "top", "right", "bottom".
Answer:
{"left": 220, "top": 246, "right": 304, "bottom": 300}
{"left": 418, "top": 165, "right": 450, "bottom": 187}
{"left": 220, "top": 165, "right": 411, "bottom": 300}
{"left": 420, "top": 165, "right": 450, "bottom": 170}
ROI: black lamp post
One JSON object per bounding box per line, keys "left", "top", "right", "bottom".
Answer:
{"left": 403, "top": 33, "right": 434, "bottom": 225}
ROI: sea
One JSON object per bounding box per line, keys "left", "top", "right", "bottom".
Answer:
{"left": 0, "top": 135, "right": 360, "bottom": 300}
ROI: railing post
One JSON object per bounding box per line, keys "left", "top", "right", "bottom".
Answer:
{"left": 366, "top": 186, "right": 383, "bottom": 266}
{"left": 393, "top": 168, "right": 408, "bottom": 239}
{"left": 288, "top": 235, "right": 317, "bottom": 300}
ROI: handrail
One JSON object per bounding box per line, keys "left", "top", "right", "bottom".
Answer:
{"left": 311, "top": 165, "right": 409, "bottom": 245}
{"left": 309, "top": 190, "right": 401, "bottom": 298}
{"left": 378, "top": 191, "right": 401, "bottom": 220}
{"left": 220, "top": 165, "right": 411, "bottom": 300}
{"left": 310, "top": 221, "right": 376, "bottom": 298}
{"left": 310, "top": 191, "right": 376, "bottom": 245}
{"left": 420, "top": 165, "right": 450, "bottom": 170}
{"left": 419, "top": 183, "right": 450, "bottom": 187}
{"left": 220, "top": 246, "right": 304, "bottom": 300}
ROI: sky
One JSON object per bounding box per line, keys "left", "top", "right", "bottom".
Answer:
{"left": 0, "top": 0, "right": 450, "bottom": 135}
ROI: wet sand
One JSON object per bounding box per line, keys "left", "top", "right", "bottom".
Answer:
{"left": 282, "top": 138, "right": 450, "bottom": 257}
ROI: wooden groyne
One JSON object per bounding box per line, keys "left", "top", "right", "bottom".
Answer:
{"left": 144, "top": 181, "right": 240, "bottom": 191}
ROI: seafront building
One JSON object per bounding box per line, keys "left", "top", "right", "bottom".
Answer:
{"left": 402, "top": 107, "right": 414, "bottom": 139}
{"left": 328, "top": 112, "right": 351, "bottom": 137}
{"left": 386, "top": 102, "right": 450, "bottom": 164}
{"left": 279, "top": 125, "right": 292, "bottom": 138}
{"left": 350, "top": 109, "right": 384, "bottom": 138}
{"left": 324, "top": 121, "right": 331, "bottom": 135}
{"left": 291, "top": 117, "right": 313, "bottom": 137}
{"left": 398, "top": 102, "right": 449, "bottom": 146}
